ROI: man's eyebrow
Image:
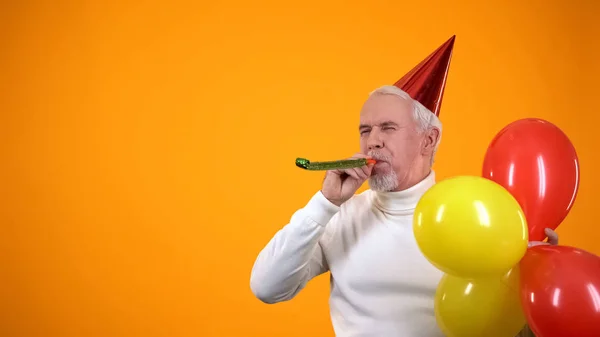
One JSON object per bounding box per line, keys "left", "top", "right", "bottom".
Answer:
{"left": 359, "top": 121, "right": 399, "bottom": 130}
{"left": 380, "top": 121, "right": 399, "bottom": 127}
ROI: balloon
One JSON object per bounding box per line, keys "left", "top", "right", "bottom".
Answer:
{"left": 482, "top": 118, "right": 580, "bottom": 242}
{"left": 413, "top": 175, "right": 528, "bottom": 278}
{"left": 435, "top": 268, "right": 526, "bottom": 337}
{"left": 520, "top": 245, "right": 600, "bottom": 337}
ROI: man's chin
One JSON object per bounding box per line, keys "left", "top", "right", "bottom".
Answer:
{"left": 368, "top": 173, "right": 398, "bottom": 192}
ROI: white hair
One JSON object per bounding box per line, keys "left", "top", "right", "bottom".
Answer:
{"left": 369, "top": 85, "right": 442, "bottom": 153}
{"left": 366, "top": 85, "right": 443, "bottom": 192}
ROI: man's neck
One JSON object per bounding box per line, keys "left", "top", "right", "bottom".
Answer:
{"left": 392, "top": 168, "right": 432, "bottom": 192}
{"left": 372, "top": 169, "right": 436, "bottom": 213}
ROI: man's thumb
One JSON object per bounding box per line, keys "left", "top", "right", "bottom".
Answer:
{"left": 545, "top": 228, "right": 559, "bottom": 245}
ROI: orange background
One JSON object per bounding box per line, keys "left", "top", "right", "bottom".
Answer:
{"left": 1, "top": 1, "right": 598, "bottom": 336}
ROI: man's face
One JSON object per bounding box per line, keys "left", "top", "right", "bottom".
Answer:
{"left": 359, "top": 93, "right": 424, "bottom": 191}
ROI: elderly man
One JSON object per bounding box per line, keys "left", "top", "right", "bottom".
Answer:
{"left": 250, "top": 36, "right": 558, "bottom": 337}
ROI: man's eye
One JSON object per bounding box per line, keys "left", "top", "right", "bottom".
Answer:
{"left": 360, "top": 130, "right": 370, "bottom": 135}
{"left": 383, "top": 126, "right": 396, "bottom": 131}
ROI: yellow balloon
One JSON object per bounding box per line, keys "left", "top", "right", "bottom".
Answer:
{"left": 413, "top": 176, "right": 528, "bottom": 278}
{"left": 435, "top": 268, "right": 527, "bottom": 337}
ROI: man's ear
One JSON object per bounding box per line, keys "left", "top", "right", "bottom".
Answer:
{"left": 422, "top": 128, "right": 440, "bottom": 155}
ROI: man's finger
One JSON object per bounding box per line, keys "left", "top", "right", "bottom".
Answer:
{"left": 342, "top": 168, "right": 361, "bottom": 180}
{"left": 351, "top": 167, "right": 367, "bottom": 180}
{"left": 358, "top": 163, "right": 372, "bottom": 176}
{"left": 545, "top": 228, "right": 559, "bottom": 245}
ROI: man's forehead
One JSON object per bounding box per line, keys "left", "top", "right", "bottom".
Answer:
{"left": 360, "top": 94, "right": 412, "bottom": 116}
{"left": 359, "top": 99, "right": 412, "bottom": 125}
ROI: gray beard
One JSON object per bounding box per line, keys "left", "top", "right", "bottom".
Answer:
{"left": 368, "top": 170, "right": 399, "bottom": 192}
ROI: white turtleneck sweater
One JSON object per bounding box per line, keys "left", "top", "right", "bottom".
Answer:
{"left": 250, "top": 171, "right": 444, "bottom": 337}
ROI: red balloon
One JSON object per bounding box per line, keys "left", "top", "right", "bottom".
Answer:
{"left": 520, "top": 245, "right": 600, "bottom": 337}
{"left": 482, "top": 118, "right": 579, "bottom": 242}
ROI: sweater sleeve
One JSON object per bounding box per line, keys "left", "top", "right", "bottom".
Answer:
{"left": 250, "top": 191, "right": 340, "bottom": 304}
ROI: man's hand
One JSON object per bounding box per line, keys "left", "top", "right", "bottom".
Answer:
{"left": 321, "top": 153, "right": 374, "bottom": 207}
{"left": 528, "top": 228, "right": 559, "bottom": 247}
{"left": 518, "top": 228, "right": 559, "bottom": 337}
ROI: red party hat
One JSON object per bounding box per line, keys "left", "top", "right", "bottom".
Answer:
{"left": 393, "top": 36, "right": 455, "bottom": 117}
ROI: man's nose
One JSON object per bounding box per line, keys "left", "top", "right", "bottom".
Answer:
{"left": 367, "top": 130, "right": 383, "bottom": 150}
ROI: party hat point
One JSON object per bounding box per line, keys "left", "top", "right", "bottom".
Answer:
{"left": 393, "top": 35, "right": 455, "bottom": 117}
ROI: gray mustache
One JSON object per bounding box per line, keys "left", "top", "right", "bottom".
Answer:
{"left": 367, "top": 151, "right": 391, "bottom": 162}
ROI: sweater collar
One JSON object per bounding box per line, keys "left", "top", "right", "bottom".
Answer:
{"left": 372, "top": 171, "right": 436, "bottom": 214}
